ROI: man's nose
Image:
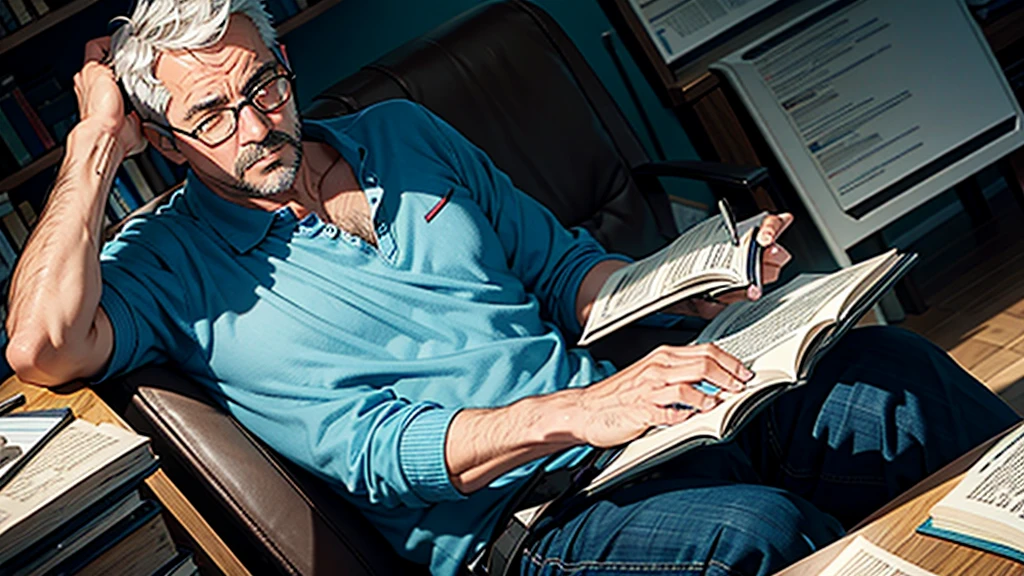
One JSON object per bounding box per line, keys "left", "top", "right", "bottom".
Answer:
{"left": 237, "top": 103, "right": 271, "bottom": 145}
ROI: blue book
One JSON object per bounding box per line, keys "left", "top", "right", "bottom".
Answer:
{"left": 918, "top": 518, "right": 1024, "bottom": 563}
{"left": 0, "top": 91, "right": 44, "bottom": 158}
{"left": 0, "top": 1, "right": 17, "bottom": 32}
{"left": 0, "top": 105, "right": 30, "bottom": 166}
{"left": 113, "top": 173, "right": 142, "bottom": 210}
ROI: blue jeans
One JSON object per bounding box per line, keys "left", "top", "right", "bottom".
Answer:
{"left": 519, "top": 326, "right": 1020, "bottom": 576}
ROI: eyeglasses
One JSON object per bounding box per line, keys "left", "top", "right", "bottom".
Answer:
{"left": 153, "top": 70, "right": 295, "bottom": 147}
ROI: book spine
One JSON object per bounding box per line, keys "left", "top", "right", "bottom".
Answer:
{"left": 2, "top": 211, "right": 28, "bottom": 248}
{"left": 280, "top": 0, "right": 299, "bottom": 17}
{"left": 113, "top": 173, "right": 141, "bottom": 210}
{"left": 4, "top": 0, "right": 31, "bottom": 25}
{"left": 108, "top": 180, "right": 132, "bottom": 218}
{"left": 16, "top": 199, "right": 36, "bottom": 227}
{"left": 121, "top": 158, "right": 155, "bottom": 202}
{"left": 295, "top": 0, "right": 308, "bottom": 9}
{"left": 0, "top": 93, "right": 44, "bottom": 158}
{"left": 145, "top": 148, "right": 178, "bottom": 188}
{"left": 11, "top": 86, "right": 55, "bottom": 150}
{"left": 0, "top": 104, "right": 31, "bottom": 166}
{"left": 0, "top": 2, "right": 18, "bottom": 31}
{"left": 26, "top": 0, "right": 46, "bottom": 17}
{"left": 0, "top": 223, "right": 17, "bottom": 269}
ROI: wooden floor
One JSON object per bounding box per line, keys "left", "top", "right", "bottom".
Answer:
{"left": 899, "top": 233, "right": 1024, "bottom": 415}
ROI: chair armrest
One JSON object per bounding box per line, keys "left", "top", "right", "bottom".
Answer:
{"left": 633, "top": 160, "right": 770, "bottom": 190}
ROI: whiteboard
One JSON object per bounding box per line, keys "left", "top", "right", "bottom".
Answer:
{"left": 712, "top": 0, "right": 1024, "bottom": 262}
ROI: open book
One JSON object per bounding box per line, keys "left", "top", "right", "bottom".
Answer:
{"left": 582, "top": 248, "right": 917, "bottom": 495}
{"left": 579, "top": 201, "right": 765, "bottom": 346}
{"left": 0, "top": 419, "right": 158, "bottom": 564}
{"left": 0, "top": 408, "right": 73, "bottom": 489}
{"left": 918, "top": 422, "right": 1024, "bottom": 563}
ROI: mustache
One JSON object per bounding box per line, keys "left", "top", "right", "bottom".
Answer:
{"left": 235, "top": 130, "right": 301, "bottom": 177}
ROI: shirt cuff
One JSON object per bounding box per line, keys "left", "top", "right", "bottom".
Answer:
{"left": 92, "top": 282, "right": 137, "bottom": 383}
{"left": 398, "top": 407, "right": 466, "bottom": 504}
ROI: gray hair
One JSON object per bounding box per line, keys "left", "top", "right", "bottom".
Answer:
{"left": 110, "top": 0, "right": 277, "bottom": 124}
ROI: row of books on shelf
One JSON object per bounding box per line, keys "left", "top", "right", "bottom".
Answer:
{"left": 0, "top": 72, "right": 78, "bottom": 176}
{"left": 0, "top": 146, "right": 184, "bottom": 287}
{"left": 0, "top": 0, "right": 74, "bottom": 38}
{"left": 0, "top": 406, "right": 197, "bottom": 575}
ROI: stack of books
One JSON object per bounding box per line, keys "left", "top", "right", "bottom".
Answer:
{"left": 0, "top": 408, "right": 198, "bottom": 575}
{"left": 0, "top": 0, "right": 75, "bottom": 39}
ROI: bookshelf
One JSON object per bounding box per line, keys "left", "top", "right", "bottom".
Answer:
{"left": 0, "top": 0, "right": 343, "bottom": 195}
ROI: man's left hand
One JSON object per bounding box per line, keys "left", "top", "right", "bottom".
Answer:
{"left": 668, "top": 212, "right": 794, "bottom": 320}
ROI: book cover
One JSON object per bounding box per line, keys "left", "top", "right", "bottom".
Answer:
{"left": 0, "top": 407, "right": 74, "bottom": 489}
{"left": 17, "top": 199, "right": 36, "bottom": 227}
{"left": 152, "top": 548, "right": 198, "bottom": 576}
{"left": 917, "top": 517, "right": 1024, "bottom": 564}
{"left": 4, "top": 0, "right": 32, "bottom": 26}
{"left": 1, "top": 462, "right": 159, "bottom": 575}
{"left": 121, "top": 158, "right": 156, "bottom": 203}
{"left": 111, "top": 176, "right": 139, "bottom": 212}
{"left": 2, "top": 210, "right": 28, "bottom": 248}
{"left": 0, "top": 91, "right": 44, "bottom": 158}
{"left": 0, "top": 105, "right": 32, "bottom": 167}
{"left": 50, "top": 499, "right": 176, "bottom": 576}
{"left": 25, "top": 0, "right": 46, "bottom": 17}
{"left": 129, "top": 153, "right": 164, "bottom": 201}
{"left": 0, "top": 223, "right": 19, "bottom": 270}
{"left": 10, "top": 84, "right": 55, "bottom": 150}
{"left": 0, "top": 2, "right": 18, "bottom": 32}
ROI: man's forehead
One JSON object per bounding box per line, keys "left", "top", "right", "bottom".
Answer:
{"left": 153, "top": 15, "right": 270, "bottom": 108}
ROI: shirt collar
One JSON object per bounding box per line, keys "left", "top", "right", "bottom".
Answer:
{"left": 183, "top": 117, "right": 369, "bottom": 254}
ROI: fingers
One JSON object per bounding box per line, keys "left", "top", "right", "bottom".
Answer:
{"left": 757, "top": 212, "right": 794, "bottom": 247}
{"left": 762, "top": 244, "right": 792, "bottom": 284}
{"left": 84, "top": 37, "right": 112, "bottom": 65}
{"left": 646, "top": 343, "right": 753, "bottom": 393}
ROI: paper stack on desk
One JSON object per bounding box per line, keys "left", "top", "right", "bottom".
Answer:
{"left": 0, "top": 414, "right": 196, "bottom": 575}
{"left": 918, "top": 423, "right": 1024, "bottom": 563}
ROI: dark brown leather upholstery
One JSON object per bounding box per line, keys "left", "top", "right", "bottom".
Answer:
{"left": 96, "top": 2, "right": 701, "bottom": 574}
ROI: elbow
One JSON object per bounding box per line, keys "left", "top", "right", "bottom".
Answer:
{"left": 6, "top": 331, "right": 73, "bottom": 388}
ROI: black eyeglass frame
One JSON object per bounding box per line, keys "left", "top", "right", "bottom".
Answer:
{"left": 145, "top": 68, "right": 296, "bottom": 147}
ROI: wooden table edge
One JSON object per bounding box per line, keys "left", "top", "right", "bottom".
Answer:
{"left": 0, "top": 376, "right": 251, "bottom": 576}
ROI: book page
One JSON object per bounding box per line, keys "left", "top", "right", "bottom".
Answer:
{"left": 0, "top": 409, "right": 69, "bottom": 483}
{"left": 0, "top": 420, "right": 147, "bottom": 536}
{"left": 580, "top": 210, "right": 754, "bottom": 346}
{"left": 820, "top": 536, "right": 938, "bottom": 576}
{"left": 698, "top": 253, "right": 887, "bottom": 364}
{"left": 930, "top": 424, "right": 1024, "bottom": 545}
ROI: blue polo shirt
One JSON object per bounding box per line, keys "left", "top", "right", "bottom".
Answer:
{"left": 98, "top": 100, "right": 626, "bottom": 575}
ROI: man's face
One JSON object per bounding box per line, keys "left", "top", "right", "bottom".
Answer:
{"left": 154, "top": 15, "right": 302, "bottom": 199}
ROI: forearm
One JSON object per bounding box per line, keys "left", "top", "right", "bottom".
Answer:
{"left": 6, "top": 121, "right": 124, "bottom": 384}
{"left": 575, "top": 259, "right": 629, "bottom": 327}
{"left": 445, "top": 388, "right": 585, "bottom": 493}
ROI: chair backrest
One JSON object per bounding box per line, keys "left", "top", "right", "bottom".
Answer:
{"left": 305, "top": 0, "right": 676, "bottom": 259}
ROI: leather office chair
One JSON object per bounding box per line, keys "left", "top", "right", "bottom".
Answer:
{"left": 96, "top": 2, "right": 770, "bottom": 574}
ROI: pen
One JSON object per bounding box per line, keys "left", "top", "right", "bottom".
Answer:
{"left": 0, "top": 394, "right": 26, "bottom": 417}
{"left": 719, "top": 199, "right": 740, "bottom": 247}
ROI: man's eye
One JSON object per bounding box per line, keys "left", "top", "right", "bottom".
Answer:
{"left": 195, "top": 113, "right": 227, "bottom": 134}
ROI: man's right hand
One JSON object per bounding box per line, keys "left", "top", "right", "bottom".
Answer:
{"left": 73, "top": 37, "right": 145, "bottom": 157}
{"left": 571, "top": 343, "right": 753, "bottom": 448}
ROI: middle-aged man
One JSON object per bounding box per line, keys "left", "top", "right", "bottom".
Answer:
{"left": 5, "top": 1, "right": 1019, "bottom": 575}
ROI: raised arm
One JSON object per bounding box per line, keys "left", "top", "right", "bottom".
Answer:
{"left": 5, "top": 38, "right": 145, "bottom": 386}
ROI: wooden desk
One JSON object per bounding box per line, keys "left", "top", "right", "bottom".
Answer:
{"left": 776, "top": 422, "right": 1024, "bottom": 576}
{"left": 0, "top": 376, "right": 251, "bottom": 576}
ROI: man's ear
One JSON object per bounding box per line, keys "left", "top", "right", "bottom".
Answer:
{"left": 142, "top": 123, "right": 186, "bottom": 165}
